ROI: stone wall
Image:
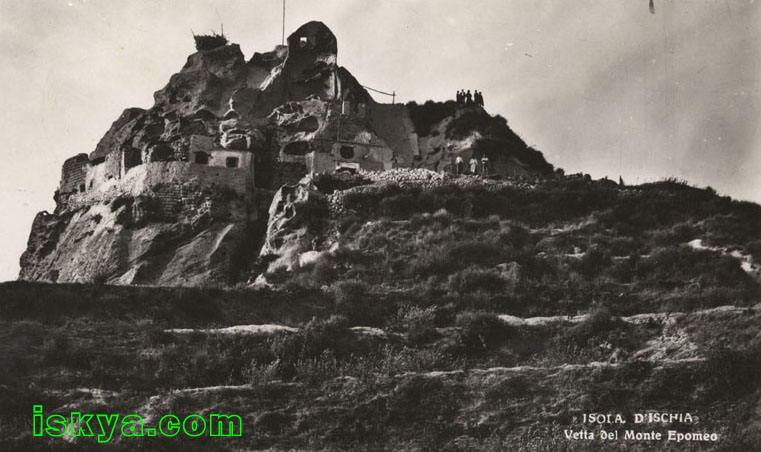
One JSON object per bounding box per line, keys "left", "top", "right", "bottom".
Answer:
{"left": 325, "top": 168, "right": 536, "bottom": 216}
{"left": 60, "top": 154, "right": 89, "bottom": 194}
{"left": 306, "top": 141, "right": 393, "bottom": 174}
{"left": 151, "top": 182, "right": 220, "bottom": 219}
{"left": 207, "top": 149, "right": 253, "bottom": 169}
{"left": 64, "top": 161, "right": 251, "bottom": 212}
{"left": 86, "top": 149, "right": 122, "bottom": 192}
{"left": 303, "top": 105, "right": 394, "bottom": 174}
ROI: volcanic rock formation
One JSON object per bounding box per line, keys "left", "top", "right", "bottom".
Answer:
{"left": 20, "top": 21, "right": 554, "bottom": 286}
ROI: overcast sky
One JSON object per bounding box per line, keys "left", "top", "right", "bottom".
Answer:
{"left": 0, "top": 0, "right": 759, "bottom": 281}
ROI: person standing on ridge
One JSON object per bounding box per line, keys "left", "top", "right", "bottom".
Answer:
{"left": 465, "top": 90, "right": 473, "bottom": 105}
{"left": 469, "top": 156, "right": 478, "bottom": 175}
{"left": 455, "top": 155, "right": 463, "bottom": 175}
{"left": 480, "top": 155, "right": 490, "bottom": 177}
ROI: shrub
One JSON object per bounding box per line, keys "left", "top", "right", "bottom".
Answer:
{"left": 268, "top": 316, "right": 348, "bottom": 367}
{"left": 448, "top": 267, "right": 505, "bottom": 294}
{"left": 41, "top": 335, "right": 88, "bottom": 369}
{"left": 408, "top": 240, "right": 504, "bottom": 277}
{"left": 664, "top": 222, "right": 698, "bottom": 244}
{"left": 703, "top": 206, "right": 761, "bottom": 247}
{"left": 388, "top": 305, "right": 438, "bottom": 344}
{"left": 746, "top": 239, "right": 761, "bottom": 261}
{"left": 306, "top": 258, "right": 338, "bottom": 286}
{"left": 591, "top": 234, "right": 641, "bottom": 256}
{"left": 636, "top": 246, "right": 752, "bottom": 289}
{"left": 342, "top": 183, "right": 404, "bottom": 215}
{"left": 580, "top": 305, "right": 618, "bottom": 333}
{"left": 535, "top": 234, "right": 578, "bottom": 254}
{"left": 700, "top": 347, "right": 761, "bottom": 400}
{"left": 193, "top": 32, "right": 228, "bottom": 51}
{"left": 498, "top": 223, "right": 530, "bottom": 248}
{"left": 455, "top": 311, "right": 509, "bottom": 350}
{"left": 332, "top": 280, "right": 377, "bottom": 324}
{"left": 281, "top": 279, "right": 320, "bottom": 296}
{"left": 560, "top": 305, "right": 628, "bottom": 348}
{"left": 607, "top": 256, "right": 636, "bottom": 283}
{"left": 447, "top": 109, "right": 490, "bottom": 139}
{"left": 90, "top": 270, "right": 110, "bottom": 285}
{"left": 447, "top": 241, "right": 503, "bottom": 267}
{"left": 147, "top": 334, "right": 273, "bottom": 389}
{"left": 378, "top": 191, "right": 435, "bottom": 218}
{"left": 576, "top": 245, "right": 612, "bottom": 278}
{"left": 380, "top": 345, "right": 454, "bottom": 376}
{"left": 246, "top": 359, "right": 280, "bottom": 385}
{"left": 292, "top": 349, "right": 344, "bottom": 385}
{"left": 406, "top": 100, "right": 459, "bottom": 136}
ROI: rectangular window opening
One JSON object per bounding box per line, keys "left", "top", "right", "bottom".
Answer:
{"left": 226, "top": 157, "right": 239, "bottom": 168}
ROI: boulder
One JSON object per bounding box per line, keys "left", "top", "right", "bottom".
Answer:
{"left": 260, "top": 178, "right": 329, "bottom": 271}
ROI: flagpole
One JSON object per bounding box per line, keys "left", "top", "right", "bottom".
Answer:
{"left": 282, "top": 0, "right": 286, "bottom": 45}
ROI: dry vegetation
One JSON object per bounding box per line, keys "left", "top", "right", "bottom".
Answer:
{"left": 2, "top": 176, "right": 761, "bottom": 450}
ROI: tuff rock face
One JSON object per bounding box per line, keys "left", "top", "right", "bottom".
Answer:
{"left": 19, "top": 21, "right": 555, "bottom": 287}
{"left": 259, "top": 177, "right": 330, "bottom": 273}
{"left": 19, "top": 162, "right": 257, "bottom": 285}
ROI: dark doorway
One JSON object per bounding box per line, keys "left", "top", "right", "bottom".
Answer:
{"left": 283, "top": 141, "right": 310, "bottom": 156}
{"left": 149, "top": 144, "right": 174, "bottom": 162}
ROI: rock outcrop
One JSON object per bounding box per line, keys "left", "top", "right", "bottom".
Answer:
{"left": 20, "top": 21, "right": 556, "bottom": 286}
{"left": 19, "top": 162, "right": 260, "bottom": 285}
{"left": 259, "top": 178, "right": 330, "bottom": 272}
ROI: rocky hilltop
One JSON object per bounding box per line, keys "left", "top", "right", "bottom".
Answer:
{"left": 19, "top": 21, "right": 553, "bottom": 286}
{"left": 8, "top": 19, "right": 761, "bottom": 452}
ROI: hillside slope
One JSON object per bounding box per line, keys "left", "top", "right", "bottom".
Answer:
{"left": 1, "top": 280, "right": 760, "bottom": 451}
{"left": 3, "top": 175, "right": 761, "bottom": 451}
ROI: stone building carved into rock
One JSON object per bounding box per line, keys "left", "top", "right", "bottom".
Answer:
{"left": 23, "top": 20, "right": 553, "bottom": 286}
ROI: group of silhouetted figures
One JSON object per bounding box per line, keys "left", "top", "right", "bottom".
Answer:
{"left": 456, "top": 89, "right": 484, "bottom": 107}
{"left": 454, "top": 154, "right": 489, "bottom": 177}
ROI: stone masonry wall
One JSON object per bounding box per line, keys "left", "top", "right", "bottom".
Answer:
{"left": 64, "top": 162, "right": 250, "bottom": 212}
{"left": 60, "top": 154, "right": 89, "bottom": 194}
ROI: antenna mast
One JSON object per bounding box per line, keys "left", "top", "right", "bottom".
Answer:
{"left": 281, "top": 0, "right": 286, "bottom": 45}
